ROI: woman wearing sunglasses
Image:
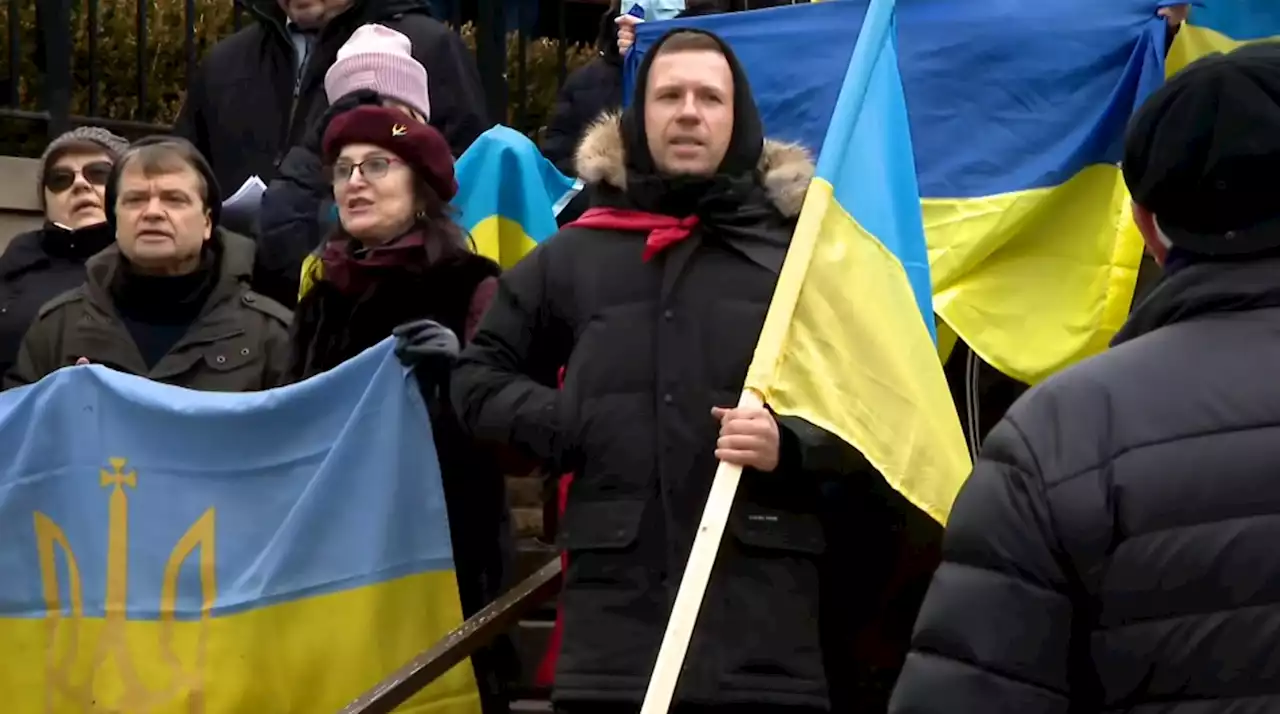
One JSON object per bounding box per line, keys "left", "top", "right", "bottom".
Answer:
{"left": 0, "top": 126, "right": 128, "bottom": 385}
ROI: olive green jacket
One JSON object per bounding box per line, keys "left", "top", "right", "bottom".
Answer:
{"left": 3, "top": 231, "right": 292, "bottom": 392}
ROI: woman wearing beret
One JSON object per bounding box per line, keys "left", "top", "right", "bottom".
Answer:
{"left": 287, "top": 103, "right": 514, "bottom": 713}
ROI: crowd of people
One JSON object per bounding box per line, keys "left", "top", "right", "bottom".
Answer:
{"left": 8, "top": 1, "right": 1280, "bottom": 714}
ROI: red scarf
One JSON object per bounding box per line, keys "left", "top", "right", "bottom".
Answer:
{"left": 568, "top": 207, "right": 700, "bottom": 262}
{"left": 320, "top": 232, "right": 427, "bottom": 295}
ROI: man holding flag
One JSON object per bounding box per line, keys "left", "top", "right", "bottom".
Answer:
{"left": 452, "top": 26, "right": 886, "bottom": 713}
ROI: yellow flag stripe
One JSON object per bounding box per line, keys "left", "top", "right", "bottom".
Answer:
{"left": 746, "top": 179, "right": 971, "bottom": 523}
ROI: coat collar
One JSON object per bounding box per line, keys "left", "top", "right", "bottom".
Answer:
{"left": 573, "top": 112, "right": 815, "bottom": 220}
{"left": 1114, "top": 253, "right": 1280, "bottom": 346}
{"left": 83, "top": 229, "right": 256, "bottom": 313}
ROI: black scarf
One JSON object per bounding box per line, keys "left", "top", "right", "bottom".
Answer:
{"left": 40, "top": 221, "right": 115, "bottom": 263}
{"left": 110, "top": 243, "right": 220, "bottom": 326}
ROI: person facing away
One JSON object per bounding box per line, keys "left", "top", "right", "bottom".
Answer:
{"left": 888, "top": 43, "right": 1280, "bottom": 714}
{"left": 255, "top": 23, "right": 434, "bottom": 308}
{"left": 3, "top": 138, "right": 292, "bottom": 392}
{"left": 173, "top": 0, "right": 488, "bottom": 196}
{"left": 0, "top": 127, "right": 128, "bottom": 383}
{"left": 287, "top": 103, "right": 515, "bottom": 714}
{"left": 452, "top": 27, "right": 873, "bottom": 714}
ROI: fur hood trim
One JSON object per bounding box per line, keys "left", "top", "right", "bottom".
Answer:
{"left": 573, "top": 112, "right": 814, "bottom": 219}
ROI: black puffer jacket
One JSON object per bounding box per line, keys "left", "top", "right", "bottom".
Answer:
{"left": 0, "top": 223, "right": 113, "bottom": 383}
{"left": 451, "top": 26, "right": 899, "bottom": 704}
{"left": 889, "top": 254, "right": 1280, "bottom": 714}
{"left": 174, "top": 0, "right": 488, "bottom": 196}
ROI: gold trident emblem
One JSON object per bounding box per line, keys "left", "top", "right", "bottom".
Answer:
{"left": 391, "top": 123, "right": 407, "bottom": 137}
{"left": 34, "top": 458, "right": 218, "bottom": 713}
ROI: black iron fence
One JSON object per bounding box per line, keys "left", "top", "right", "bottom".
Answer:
{"left": 0, "top": 0, "right": 604, "bottom": 158}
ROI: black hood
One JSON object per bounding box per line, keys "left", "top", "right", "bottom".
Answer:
{"left": 606, "top": 27, "right": 794, "bottom": 274}
{"left": 620, "top": 26, "right": 766, "bottom": 213}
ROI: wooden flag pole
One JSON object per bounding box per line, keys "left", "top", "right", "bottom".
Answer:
{"left": 639, "top": 388, "right": 763, "bottom": 714}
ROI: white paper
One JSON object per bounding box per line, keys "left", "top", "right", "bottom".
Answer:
{"left": 223, "top": 175, "right": 266, "bottom": 210}
{"left": 221, "top": 175, "right": 267, "bottom": 234}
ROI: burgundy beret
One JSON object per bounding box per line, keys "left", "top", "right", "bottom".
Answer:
{"left": 322, "top": 104, "right": 458, "bottom": 202}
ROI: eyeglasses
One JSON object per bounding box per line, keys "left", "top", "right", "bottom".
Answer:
{"left": 44, "top": 161, "right": 114, "bottom": 193}
{"left": 332, "top": 156, "right": 403, "bottom": 184}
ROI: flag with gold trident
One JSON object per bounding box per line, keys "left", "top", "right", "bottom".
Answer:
{"left": 0, "top": 339, "right": 480, "bottom": 714}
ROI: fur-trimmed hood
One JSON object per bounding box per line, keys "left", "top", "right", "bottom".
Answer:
{"left": 573, "top": 113, "right": 814, "bottom": 219}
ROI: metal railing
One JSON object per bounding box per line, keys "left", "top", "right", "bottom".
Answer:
{"left": 0, "top": 0, "right": 600, "bottom": 157}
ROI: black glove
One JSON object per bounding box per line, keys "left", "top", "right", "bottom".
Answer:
{"left": 305, "top": 88, "right": 385, "bottom": 155}
{"left": 393, "top": 319, "right": 460, "bottom": 390}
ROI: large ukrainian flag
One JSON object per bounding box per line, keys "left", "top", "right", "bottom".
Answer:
{"left": 741, "top": 0, "right": 969, "bottom": 521}
{"left": 0, "top": 340, "right": 479, "bottom": 713}
{"left": 628, "top": 0, "right": 1169, "bottom": 384}
{"left": 1168, "top": 1, "right": 1280, "bottom": 75}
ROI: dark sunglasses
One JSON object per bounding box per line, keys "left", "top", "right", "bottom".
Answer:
{"left": 44, "top": 161, "right": 114, "bottom": 193}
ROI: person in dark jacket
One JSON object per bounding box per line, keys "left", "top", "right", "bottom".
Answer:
{"left": 173, "top": 0, "right": 488, "bottom": 197}
{"left": 452, "top": 28, "right": 879, "bottom": 712}
{"left": 542, "top": 1, "right": 624, "bottom": 175}
{"left": 889, "top": 43, "right": 1280, "bottom": 714}
{"left": 0, "top": 127, "right": 128, "bottom": 383}
{"left": 289, "top": 103, "right": 514, "bottom": 714}
{"left": 255, "top": 23, "right": 435, "bottom": 308}
{"left": 4, "top": 138, "right": 292, "bottom": 392}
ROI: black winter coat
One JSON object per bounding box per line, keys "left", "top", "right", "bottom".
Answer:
{"left": 288, "top": 250, "right": 517, "bottom": 712}
{"left": 890, "top": 255, "right": 1280, "bottom": 714}
{"left": 452, "top": 113, "right": 870, "bottom": 708}
{"left": 174, "top": 0, "right": 489, "bottom": 196}
{"left": 0, "top": 223, "right": 113, "bottom": 383}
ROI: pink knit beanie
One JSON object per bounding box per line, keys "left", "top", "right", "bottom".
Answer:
{"left": 324, "top": 24, "right": 431, "bottom": 120}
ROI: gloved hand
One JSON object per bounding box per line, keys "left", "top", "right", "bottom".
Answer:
{"left": 393, "top": 319, "right": 460, "bottom": 390}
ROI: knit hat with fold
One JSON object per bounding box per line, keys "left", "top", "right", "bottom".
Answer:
{"left": 38, "top": 126, "right": 130, "bottom": 208}
{"left": 324, "top": 24, "right": 431, "bottom": 121}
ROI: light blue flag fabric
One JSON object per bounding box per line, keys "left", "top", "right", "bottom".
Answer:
{"left": 0, "top": 339, "right": 482, "bottom": 713}
{"left": 453, "top": 125, "right": 583, "bottom": 269}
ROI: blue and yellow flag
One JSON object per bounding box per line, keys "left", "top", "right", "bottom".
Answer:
{"left": 1168, "top": 1, "right": 1280, "bottom": 75}
{"left": 0, "top": 340, "right": 479, "bottom": 713}
{"left": 740, "top": 0, "right": 970, "bottom": 522}
{"left": 300, "top": 126, "right": 580, "bottom": 298}
{"left": 453, "top": 125, "right": 583, "bottom": 270}
{"left": 628, "top": 1, "right": 1168, "bottom": 384}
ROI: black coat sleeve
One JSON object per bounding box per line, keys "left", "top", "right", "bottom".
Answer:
{"left": 415, "top": 25, "right": 492, "bottom": 156}
{"left": 254, "top": 145, "right": 329, "bottom": 308}
{"left": 887, "top": 416, "right": 1075, "bottom": 714}
{"left": 774, "top": 414, "right": 873, "bottom": 477}
{"left": 173, "top": 64, "right": 210, "bottom": 162}
{"left": 542, "top": 71, "right": 588, "bottom": 174}
{"left": 450, "top": 244, "right": 573, "bottom": 464}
